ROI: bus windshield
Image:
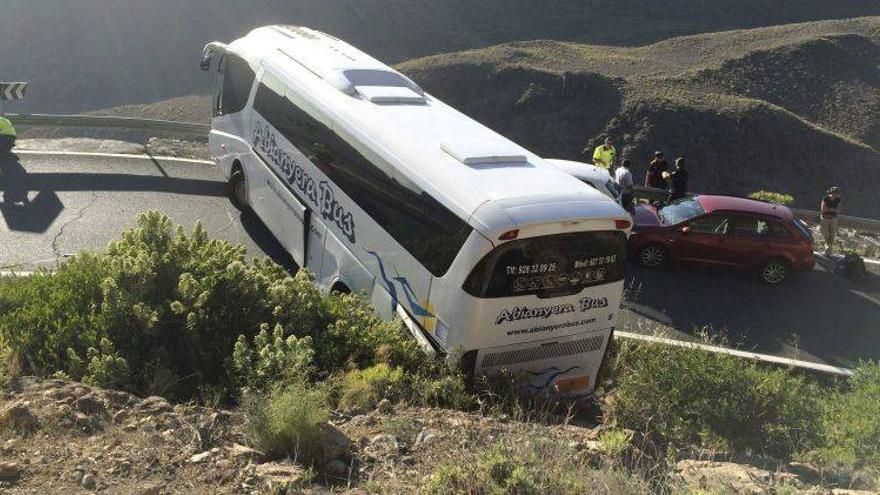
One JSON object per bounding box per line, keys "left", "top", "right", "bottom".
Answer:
{"left": 463, "top": 231, "right": 627, "bottom": 299}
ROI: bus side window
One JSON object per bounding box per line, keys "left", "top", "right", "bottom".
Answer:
{"left": 253, "top": 78, "right": 472, "bottom": 277}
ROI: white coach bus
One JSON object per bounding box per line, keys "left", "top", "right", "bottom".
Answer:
{"left": 201, "top": 26, "right": 631, "bottom": 397}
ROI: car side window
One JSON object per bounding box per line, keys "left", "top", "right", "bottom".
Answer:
{"left": 689, "top": 215, "right": 729, "bottom": 235}
{"left": 733, "top": 217, "right": 791, "bottom": 238}
{"left": 733, "top": 216, "right": 764, "bottom": 237}
{"left": 768, "top": 221, "right": 792, "bottom": 238}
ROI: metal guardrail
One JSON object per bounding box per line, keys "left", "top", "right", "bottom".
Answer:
{"left": 632, "top": 185, "right": 670, "bottom": 202}
{"left": 615, "top": 330, "right": 854, "bottom": 377}
{"left": 791, "top": 208, "right": 880, "bottom": 233}
{"left": 8, "top": 113, "right": 210, "bottom": 137}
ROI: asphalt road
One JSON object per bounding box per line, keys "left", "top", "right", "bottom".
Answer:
{"left": 0, "top": 151, "right": 292, "bottom": 273}
{"left": 2, "top": 151, "right": 878, "bottom": 369}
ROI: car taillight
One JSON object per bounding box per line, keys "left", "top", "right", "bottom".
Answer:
{"left": 615, "top": 219, "right": 632, "bottom": 230}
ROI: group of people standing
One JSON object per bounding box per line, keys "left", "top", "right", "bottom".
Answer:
{"left": 592, "top": 137, "right": 689, "bottom": 210}
{"left": 591, "top": 136, "right": 845, "bottom": 257}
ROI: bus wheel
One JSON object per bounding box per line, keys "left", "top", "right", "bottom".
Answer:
{"left": 227, "top": 168, "right": 248, "bottom": 210}
{"left": 638, "top": 244, "right": 667, "bottom": 268}
{"left": 331, "top": 282, "right": 351, "bottom": 295}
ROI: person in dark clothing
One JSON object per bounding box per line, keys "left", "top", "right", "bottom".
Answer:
{"left": 645, "top": 151, "right": 669, "bottom": 190}
{"left": 669, "top": 157, "right": 689, "bottom": 201}
{"left": 820, "top": 187, "right": 842, "bottom": 255}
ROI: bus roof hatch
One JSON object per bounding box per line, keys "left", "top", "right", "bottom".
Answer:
{"left": 441, "top": 140, "right": 529, "bottom": 167}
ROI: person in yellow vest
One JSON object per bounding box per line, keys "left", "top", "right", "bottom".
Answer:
{"left": 0, "top": 111, "right": 16, "bottom": 152}
{"left": 592, "top": 137, "right": 616, "bottom": 170}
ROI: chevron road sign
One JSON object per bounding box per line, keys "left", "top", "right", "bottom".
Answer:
{"left": 0, "top": 82, "right": 27, "bottom": 101}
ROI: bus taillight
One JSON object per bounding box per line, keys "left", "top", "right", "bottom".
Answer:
{"left": 498, "top": 229, "right": 520, "bottom": 241}
{"left": 615, "top": 219, "right": 631, "bottom": 230}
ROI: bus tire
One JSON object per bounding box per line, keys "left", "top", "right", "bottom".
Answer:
{"left": 331, "top": 282, "right": 351, "bottom": 295}
{"left": 227, "top": 167, "right": 248, "bottom": 210}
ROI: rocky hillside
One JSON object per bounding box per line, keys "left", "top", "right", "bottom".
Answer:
{"left": 0, "top": 376, "right": 857, "bottom": 494}
{"left": 399, "top": 17, "right": 880, "bottom": 216}
{"left": 3, "top": 0, "right": 880, "bottom": 114}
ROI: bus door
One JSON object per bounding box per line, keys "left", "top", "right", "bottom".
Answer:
{"left": 248, "top": 158, "right": 310, "bottom": 268}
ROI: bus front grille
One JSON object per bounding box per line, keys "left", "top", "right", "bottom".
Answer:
{"left": 479, "top": 335, "right": 606, "bottom": 370}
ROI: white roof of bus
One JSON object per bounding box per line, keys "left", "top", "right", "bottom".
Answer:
{"left": 227, "top": 26, "right": 621, "bottom": 230}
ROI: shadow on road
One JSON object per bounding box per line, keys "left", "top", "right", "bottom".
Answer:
{"left": 625, "top": 261, "right": 880, "bottom": 368}
{"left": 0, "top": 151, "right": 65, "bottom": 233}
{"left": 10, "top": 172, "right": 225, "bottom": 196}
{"left": 0, "top": 154, "right": 227, "bottom": 234}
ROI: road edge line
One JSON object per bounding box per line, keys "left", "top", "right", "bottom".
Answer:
{"left": 14, "top": 149, "right": 214, "bottom": 165}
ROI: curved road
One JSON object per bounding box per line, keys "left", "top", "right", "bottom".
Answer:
{"left": 2, "top": 151, "right": 878, "bottom": 368}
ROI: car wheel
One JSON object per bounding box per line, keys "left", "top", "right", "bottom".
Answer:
{"left": 760, "top": 259, "right": 789, "bottom": 284}
{"left": 226, "top": 168, "right": 248, "bottom": 210}
{"left": 638, "top": 244, "right": 667, "bottom": 268}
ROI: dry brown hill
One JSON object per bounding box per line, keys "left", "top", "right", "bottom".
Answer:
{"left": 3, "top": 0, "right": 880, "bottom": 114}
{"left": 398, "top": 17, "right": 880, "bottom": 216}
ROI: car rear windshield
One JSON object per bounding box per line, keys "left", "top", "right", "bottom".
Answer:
{"left": 463, "top": 231, "right": 627, "bottom": 299}
{"left": 658, "top": 197, "right": 705, "bottom": 225}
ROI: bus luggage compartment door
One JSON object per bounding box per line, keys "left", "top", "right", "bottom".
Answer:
{"left": 303, "top": 210, "right": 327, "bottom": 275}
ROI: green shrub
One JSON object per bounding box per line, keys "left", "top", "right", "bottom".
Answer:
{"left": 242, "top": 381, "right": 331, "bottom": 464}
{"left": 424, "top": 445, "right": 541, "bottom": 495}
{"left": 337, "top": 363, "right": 405, "bottom": 413}
{"left": 0, "top": 254, "right": 107, "bottom": 380}
{"left": 82, "top": 338, "right": 131, "bottom": 390}
{"left": 0, "top": 212, "right": 435, "bottom": 401}
{"left": 232, "top": 323, "right": 315, "bottom": 392}
{"left": 422, "top": 442, "right": 651, "bottom": 495}
{"left": 409, "top": 372, "right": 476, "bottom": 410}
{"left": 598, "top": 429, "right": 633, "bottom": 458}
{"left": 603, "top": 337, "right": 822, "bottom": 459}
{"left": 318, "top": 292, "right": 426, "bottom": 374}
{"left": 816, "top": 362, "right": 880, "bottom": 468}
{"left": 748, "top": 191, "right": 794, "bottom": 206}
{"left": 99, "top": 212, "right": 283, "bottom": 397}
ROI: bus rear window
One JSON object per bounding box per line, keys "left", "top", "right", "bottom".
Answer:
{"left": 463, "top": 231, "right": 627, "bottom": 299}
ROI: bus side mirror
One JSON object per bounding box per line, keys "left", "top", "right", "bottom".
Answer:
{"left": 200, "top": 42, "right": 228, "bottom": 71}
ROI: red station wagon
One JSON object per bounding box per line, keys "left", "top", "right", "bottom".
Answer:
{"left": 629, "top": 195, "right": 815, "bottom": 284}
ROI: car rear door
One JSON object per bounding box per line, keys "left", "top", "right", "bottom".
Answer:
{"left": 672, "top": 214, "right": 736, "bottom": 265}
{"left": 729, "top": 214, "right": 794, "bottom": 269}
